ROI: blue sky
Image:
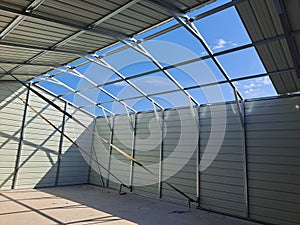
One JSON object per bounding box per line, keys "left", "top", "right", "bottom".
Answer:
{"left": 35, "top": 0, "right": 277, "bottom": 116}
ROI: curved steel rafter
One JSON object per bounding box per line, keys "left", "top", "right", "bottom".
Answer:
{"left": 85, "top": 56, "right": 165, "bottom": 111}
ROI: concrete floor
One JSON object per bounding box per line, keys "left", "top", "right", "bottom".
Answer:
{"left": 0, "top": 185, "right": 262, "bottom": 225}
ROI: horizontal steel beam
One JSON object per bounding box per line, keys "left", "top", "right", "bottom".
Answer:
{"left": 95, "top": 68, "right": 296, "bottom": 104}
{"left": 0, "top": 73, "right": 39, "bottom": 76}
{"left": 0, "top": 60, "right": 60, "bottom": 67}
{"left": 0, "top": 41, "right": 87, "bottom": 56}
{"left": 0, "top": 0, "right": 45, "bottom": 39}
{"left": 0, "top": 4, "right": 129, "bottom": 40}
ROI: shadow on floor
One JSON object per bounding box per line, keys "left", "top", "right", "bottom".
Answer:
{"left": 0, "top": 184, "right": 261, "bottom": 225}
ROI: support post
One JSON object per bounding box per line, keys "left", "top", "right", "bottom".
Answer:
{"left": 129, "top": 113, "right": 137, "bottom": 192}
{"left": 89, "top": 118, "right": 105, "bottom": 187}
{"left": 233, "top": 90, "right": 249, "bottom": 218}
{"left": 106, "top": 115, "right": 115, "bottom": 187}
{"left": 87, "top": 117, "right": 94, "bottom": 184}
{"left": 55, "top": 101, "right": 67, "bottom": 186}
{"left": 241, "top": 100, "right": 249, "bottom": 218}
{"left": 11, "top": 83, "right": 31, "bottom": 189}
{"left": 196, "top": 105, "right": 201, "bottom": 206}
{"left": 158, "top": 110, "right": 164, "bottom": 198}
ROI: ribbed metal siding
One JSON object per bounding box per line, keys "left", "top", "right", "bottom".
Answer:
{"left": 89, "top": 117, "right": 112, "bottom": 186}
{"left": 0, "top": 82, "right": 26, "bottom": 190}
{"left": 58, "top": 107, "right": 93, "bottom": 185}
{"left": 199, "top": 103, "right": 246, "bottom": 217}
{"left": 90, "top": 96, "right": 300, "bottom": 225}
{"left": 246, "top": 96, "right": 300, "bottom": 225}
{"left": 108, "top": 114, "right": 133, "bottom": 189}
{"left": 16, "top": 90, "right": 63, "bottom": 189}
{"left": 132, "top": 112, "right": 161, "bottom": 198}
{"left": 0, "top": 82, "right": 95, "bottom": 189}
{"left": 161, "top": 108, "right": 198, "bottom": 204}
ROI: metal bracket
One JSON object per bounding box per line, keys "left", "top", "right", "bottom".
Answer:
{"left": 119, "top": 183, "right": 130, "bottom": 195}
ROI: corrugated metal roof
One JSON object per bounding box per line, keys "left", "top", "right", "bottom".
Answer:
{"left": 0, "top": 0, "right": 210, "bottom": 81}
{"left": 236, "top": 0, "right": 300, "bottom": 94}
{"left": 0, "top": 0, "right": 299, "bottom": 106}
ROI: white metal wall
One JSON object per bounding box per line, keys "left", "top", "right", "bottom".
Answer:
{"left": 133, "top": 112, "right": 161, "bottom": 198}
{"left": 246, "top": 96, "right": 300, "bottom": 225}
{"left": 161, "top": 108, "right": 198, "bottom": 203}
{"left": 2, "top": 81, "right": 298, "bottom": 225}
{"left": 90, "top": 95, "right": 300, "bottom": 225}
{"left": 0, "top": 81, "right": 93, "bottom": 189}
{"left": 16, "top": 88, "right": 63, "bottom": 188}
{"left": 0, "top": 82, "right": 27, "bottom": 189}
{"left": 57, "top": 106, "right": 93, "bottom": 186}
{"left": 199, "top": 104, "right": 246, "bottom": 217}
{"left": 89, "top": 116, "right": 112, "bottom": 186}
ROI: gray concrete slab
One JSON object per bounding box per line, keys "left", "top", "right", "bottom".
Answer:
{"left": 0, "top": 185, "right": 262, "bottom": 225}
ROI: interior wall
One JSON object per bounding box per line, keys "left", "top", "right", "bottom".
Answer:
{"left": 90, "top": 95, "right": 300, "bottom": 225}
{"left": 1, "top": 81, "right": 299, "bottom": 225}
{"left": 199, "top": 103, "right": 246, "bottom": 217}
{"left": 246, "top": 96, "right": 300, "bottom": 225}
{"left": 0, "top": 81, "right": 93, "bottom": 190}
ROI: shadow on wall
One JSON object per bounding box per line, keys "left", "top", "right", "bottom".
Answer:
{"left": 0, "top": 82, "right": 94, "bottom": 189}
{"left": 0, "top": 119, "right": 93, "bottom": 189}
{"left": 34, "top": 120, "right": 94, "bottom": 188}
{"left": 0, "top": 83, "right": 28, "bottom": 189}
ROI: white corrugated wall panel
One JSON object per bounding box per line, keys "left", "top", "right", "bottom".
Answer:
{"left": 15, "top": 89, "right": 64, "bottom": 189}
{"left": 0, "top": 82, "right": 26, "bottom": 190}
{"left": 132, "top": 112, "right": 161, "bottom": 198}
{"left": 246, "top": 96, "right": 300, "bottom": 225}
{"left": 199, "top": 103, "right": 246, "bottom": 217}
{"left": 58, "top": 107, "right": 93, "bottom": 185}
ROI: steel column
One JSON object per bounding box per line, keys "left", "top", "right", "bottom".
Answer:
{"left": 129, "top": 113, "right": 137, "bottom": 191}
{"left": 196, "top": 105, "right": 201, "bottom": 205}
{"left": 158, "top": 109, "right": 164, "bottom": 198}
{"left": 241, "top": 100, "right": 249, "bottom": 218}
{"left": 89, "top": 118, "right": 105, "bottom": 186}
{"left": 234, "top": 89, "right": 249, "bottom": 218}
{"left": 106, "top": 115, "right": 115, "bottom": 187}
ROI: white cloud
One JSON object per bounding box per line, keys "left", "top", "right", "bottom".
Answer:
{"left": 257, "top": 76, "right": 272, "bottom": 85}
{"left": 212, "top": 38, "right": 238, "bottom": 50}
{"left": 243, "top": 82, "right": 255, "bottom": 89}
{"left": 240, "top": 76, "right": 273, "bottom": 97}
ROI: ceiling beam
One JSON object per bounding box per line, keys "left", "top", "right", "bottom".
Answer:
{"left": 147, "top": 0, "right": 244, "bottom": 100}
{"left": 52, "top": 0, "right": 142, "bottom": 49}
{"left": 0, "top": 41, "right": 87, "bottom": 56}
{"left": 0, "top": 60, "right": 60, "bottom": 67}
{"left": 0, "top": 73, "right": 40, "bottom": 77}
{"left": 123, "top": 39, "right": 200, "bottom": 105}
{"left": 0, "top": 0, "right": 139, "bottom": 79}
{"left": 0, "top": 2, "right": 129, "bottom": 40}
{"left": 96, "top": 68, "right": 296, "bottom": 104}
{"left": 0, "top": 0, "right": 45, "bottom": 40}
